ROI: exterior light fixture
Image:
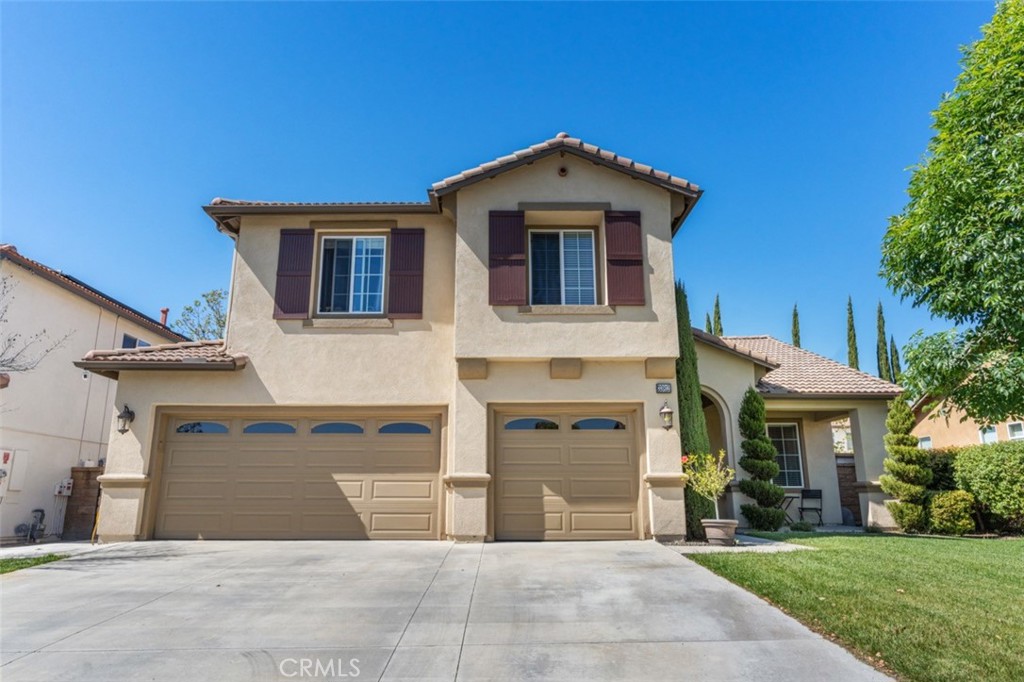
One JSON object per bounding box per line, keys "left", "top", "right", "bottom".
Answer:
{"left": 116, "top": 405, "right": 135, "bottom": 434}
{"left": 659, "top": 401, "right": 674, "bottom": 430}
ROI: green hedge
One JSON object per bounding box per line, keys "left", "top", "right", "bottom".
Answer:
{"left": 954, "top": 441, "right": 1024, "bottom": 529}
{"left": 927, "top": 447, "right": 961, "bottom": 491}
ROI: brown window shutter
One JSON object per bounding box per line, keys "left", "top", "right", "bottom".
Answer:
{"left": 488, "top": 211, "right": 527, "bottom": 306}
{"left": 605, "top": 211, "right": 645, "bottom": 305}
{"left": 273, "top": 229, "right": 315, "bottom": 319}
{"left": 388, "top": 228, "right": 425, "bottom": 319}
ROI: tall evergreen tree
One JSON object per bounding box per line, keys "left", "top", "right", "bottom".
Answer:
{"left": 712, "top": 295, "right": 723, "bottom": 336}
{"left": 704, "top": 312, "right": 713, "bottom": 334}
{"left": 737, "top": 387, "right": 786, "bottom": 530}
{"left": 791, "top": 304, "right": 801, "bottom": 348}
{"left": 674, "top": 282, "right": 715, "bottom": 540}
{"left": 890, "top": 336, "right": 903, "bottom": 381}
{"left": 846, "top": 296, "right": 860, "bottom": 370}
{"left": 876, "top": 302, "right": 892, "bottom": 382}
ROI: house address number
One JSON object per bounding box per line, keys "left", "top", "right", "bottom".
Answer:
{"left": 655, "top": 382, "right": 673, "bottom": 394}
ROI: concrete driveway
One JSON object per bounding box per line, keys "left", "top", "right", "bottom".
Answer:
{"left": 1, "top": 541, "right": 887, "bottom": 681}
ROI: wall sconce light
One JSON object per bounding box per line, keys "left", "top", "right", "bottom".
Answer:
{"left": 116, "top": 405, "right": 135, "bottom": 434}
{"left": 659, "top": 401, "right": 674, "bottom": 430}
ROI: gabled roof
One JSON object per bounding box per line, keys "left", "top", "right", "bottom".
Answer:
{"left": 692, "top": 328, "right": 779, "bottom": 369}
{"left": 724, "top": 335, "right": 901, "bottom": 399}
{"left": 75, "top": 340, "right": 247, "bottom": 380}
{"left": 203, "top": 132, "right": 703, "bottom": 235}
{"left": 1, "top": 245, "right": 187, "bottom": 343}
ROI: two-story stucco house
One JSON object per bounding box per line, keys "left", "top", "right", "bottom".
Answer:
{"left": 76, "top": 133, "right": 900, "bottom": 543}
{"left": 1, "top": 245, "right": 185, "bottom": 541}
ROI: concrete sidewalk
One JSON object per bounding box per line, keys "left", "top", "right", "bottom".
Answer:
{"left": 0, "top": 540, "right": 888, "bottom": 681}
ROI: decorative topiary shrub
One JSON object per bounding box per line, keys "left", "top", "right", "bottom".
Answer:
{"left": 879, "top": 395, "right": 932, "bottom": 532}
{"left": 954, "top": 441, "right": 1024, "bottom": 529}
{"left": 789, "top": 520, "right": 815, "bottom": 532}
{"left": 929, "top": 490, "right": 976, "bottom": 536}
{"left": 737, "top": 387, "right": 786, "bottom": 530}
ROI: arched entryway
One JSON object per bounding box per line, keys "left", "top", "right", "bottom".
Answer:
{"left": 700, "top": 387, "right": 733, "bottom": 519}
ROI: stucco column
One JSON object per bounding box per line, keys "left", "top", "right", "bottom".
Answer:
{"left": 644, "top": 419, "right": 686, "bottom": 540}
{"left": 95, "top": 397, "right": 151, "bottom": 541}
{"left": 447, "top": 382, "right": 490, "bottom": 541}
{"left": 848, "top": 404, "right": 895, "bottom": 528}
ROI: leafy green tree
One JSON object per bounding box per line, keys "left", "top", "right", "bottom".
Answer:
{"left": 675, "top": 282, "right": 715, "bottom": 539}
{"left": 174, "top": 289, "right": 228, "bottom": 340}
{"left": 881, "top": 0, "right": 1024, "bottom": 424}
{"left": 712, "top": 295, "right": 723, "bottom": 336}
{"left": 846, "top": 296, "right": 859, "bottom": 370}
{"left": 879, "top": 395, "right": 932, "bottom": 532}
{"left": 876, "top": 302, "right": 892, "bottom": 382}
{"left": 890, "top": 336, "right": 903, "bottom": 381}
{"left": 704, "top": 313, "right": 712, "bottom": 334}
{"left": 737, "top": 387, "right": 786, "bottom": 530}
{"left": 791, "top": 304, "right": 801, "bottom": 348}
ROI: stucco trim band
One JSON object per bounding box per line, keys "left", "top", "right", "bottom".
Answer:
{"left": 97, "top": 474, "right": 151, "bottom": 489}
{"left": 443, "top": 473, "right": 492, "bottom": 488}
{"left": 517, "top": 305, "right": 615, "bottom": 315}
{"left": 644, "top": 358, "right": 676, "bottom": 379}
{"left": 550, "top": 358, "right": 582, "bottom": 379}
{"left": 303, "top": 318, "right": 394, "bottom": 329}
{"left": 457, "top": 358, "right": 488, "bottom": 380}
{"left": 644, "top": 472, "right": 688, "bottom": 487}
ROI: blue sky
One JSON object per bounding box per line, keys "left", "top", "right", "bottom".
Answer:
{"left": 2, "top": 2, "right": 995, "bottom": 370}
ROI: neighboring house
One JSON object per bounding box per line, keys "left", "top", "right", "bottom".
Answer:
{"left": 0, "top": 245, "right": 185, "bottom": 541}
{"left": 912, "top": 397, "right": 1024, "bottom": 450}
{"left": 76, "top": 132, "right": 900, "bottom": 543}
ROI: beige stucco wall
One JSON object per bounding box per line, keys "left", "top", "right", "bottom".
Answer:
{"left": 912, "top": 403, "right": 1022, "bottom": 449}
{"left": 0, "top": 259, "right": 173, "bottom": 539}
{"left": 453, "top": 154, "right": 679, "bottom": 360}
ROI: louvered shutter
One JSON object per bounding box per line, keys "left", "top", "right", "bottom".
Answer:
{"left": 488, "top": 211, "right": 527, "bottom": 306}
{"left": 273, "top": 229, "right": 315, "bottom": 319}
{"left": 605, "top": 211, "right": 645, "bottom": 305}
{"left": 388, "top": 228, "right": 425, "bottom": 319}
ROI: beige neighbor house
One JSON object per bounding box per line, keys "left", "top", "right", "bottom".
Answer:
{"left": 76, "top": 133, "right": 900, "bottom": 543}
{"left": 0, "top": 245, "right": 185, "bottom": 541}
{"left": 912, "top": 397, "right": 1024, "bottom": 450}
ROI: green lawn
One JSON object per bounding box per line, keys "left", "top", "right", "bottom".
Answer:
{"left": 690, "top": 534, "right": 1024, "bottom": 682}
{"left": 0, "top": 553, "right": 66, "bottom": 574}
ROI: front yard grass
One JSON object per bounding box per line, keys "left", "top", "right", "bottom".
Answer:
{"left": 689, "top": 533, "right": 1023, "bottom": 682}
{"left": 0, "top": 553, "right": 66, "bottom": 574}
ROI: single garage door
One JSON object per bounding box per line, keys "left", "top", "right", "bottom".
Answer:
{"left": 155, "top": 415, "right": 441, "bottom": 540}
{"left": 494, "top": 409, "right": 640, "bottom": 540}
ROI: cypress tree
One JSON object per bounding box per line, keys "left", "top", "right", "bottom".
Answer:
{"left": 704, "top": 312, "right": 713, "bottom": 334}
{"left": 879, "top": 395, "right": 932, "bottom": 532}
{"left": 712, "top": 295, "right": 723, "bottom": 336}
{"left": 846, "top": 296, "right": 860, "bottom": 370}
{"left": 890, "top": 336, "right": 902, "bottom": 381}
{"left": 876, "top": 302, "right": 892, "bottom": 382}
{"left": 791, "top": 304, "right": 801, "bottom": 347}
{"left": 737, "top": 387, "right": 787, "bottom": 530}
{"left": 674, "top": 282, "right": 715, "bottom": 539}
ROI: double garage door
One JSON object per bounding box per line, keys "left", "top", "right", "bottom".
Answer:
{"left": 154, "top": 408, "right": 640, "bottom": 541}
{"left": 156, "top": 415, "right": 442, "bottom": 540}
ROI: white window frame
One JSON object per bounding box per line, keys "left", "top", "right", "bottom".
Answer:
{"left": 527, "top": 229, "right": 597, "bottom": 306}
{"left": 767, "top": 422, "right": 805, "bottom": 488}
{"left": 979, "top": 425, "right": 999, "bottom": 445}
{"left": 316, "top": 234, "right": 388, "bottom": 316}
{"left": 1008, "top": 422, "right": 1024, "bottom": 441}
{"left": 918, "top": 436, "right": 933, "bottom": 450}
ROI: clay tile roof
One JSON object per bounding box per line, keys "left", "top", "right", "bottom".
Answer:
{"left": 692, "top": 328, "right": 778, "bottom": 369}
{"left": 430, "top": 131, "right": 701, "bottom": 198}
{"left": 0, "top": 244, "right": 186, "bottom": 343}
{"left": 208, "top": 198, "right": 432, "bottom": 208}
{"left": 724, "top": 335, "right": 901, "bottom": 398}
{"left": 75, "top": 340, "right": 248, "bottom": 379}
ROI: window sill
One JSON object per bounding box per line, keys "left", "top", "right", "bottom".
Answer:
{"left": 303, "top": 318, "right": 394, "bottom": 329}
{"left": 517, "top": 305, "right": 616, "bottom": 315}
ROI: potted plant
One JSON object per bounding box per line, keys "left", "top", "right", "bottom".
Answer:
{"left": 682, "top": 450, "right": 738, "bottom": 546}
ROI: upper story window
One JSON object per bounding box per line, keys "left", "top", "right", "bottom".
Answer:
{"left": 1008, "top": 422, "right": 1024, "bottom": 441}
{"left": 121, "top": 334, "right": 151, "bottom": 349}
{"left": 979, "top": 425, "right": 998, "bottom": 445}
{"left": 918, "top": 436, "right": 933, "bottom": 450}
{"left": 317, "top": 236, "right": 387, "bottom": 315}
{"left": 529, "top": 230, "right": 596, "bottom": 305}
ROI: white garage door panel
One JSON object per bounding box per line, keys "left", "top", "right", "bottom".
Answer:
{"left": 155, "top": 416, "right": 441, "bottom": 540}
{"left": 495, "top": 410, "right": 640, "bottom": 541}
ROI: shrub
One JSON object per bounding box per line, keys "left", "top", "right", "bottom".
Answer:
{"left": 887, "top": 501, "right": 928, "bottom": 533}
{"left": 880, "top": 395, "right": 932, "bottom": 531}
{"left": 929, "top": 490, "right": 976, "bottom": 536}
{"left": 736, "top": 387, "right": 786, "bottom": 531}
{"left": 789, "top": 520, "right": 815, "bottom": 532}
{"left": 927, "top": 448, "right": 961, "bottom": 491}
{"left": 954, "top": 441, "right": 1024, "bottom": 529}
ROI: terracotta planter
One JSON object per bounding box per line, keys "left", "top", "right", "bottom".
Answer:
{"left": 701, "top": 519, "right": 739, "bottom": 546}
